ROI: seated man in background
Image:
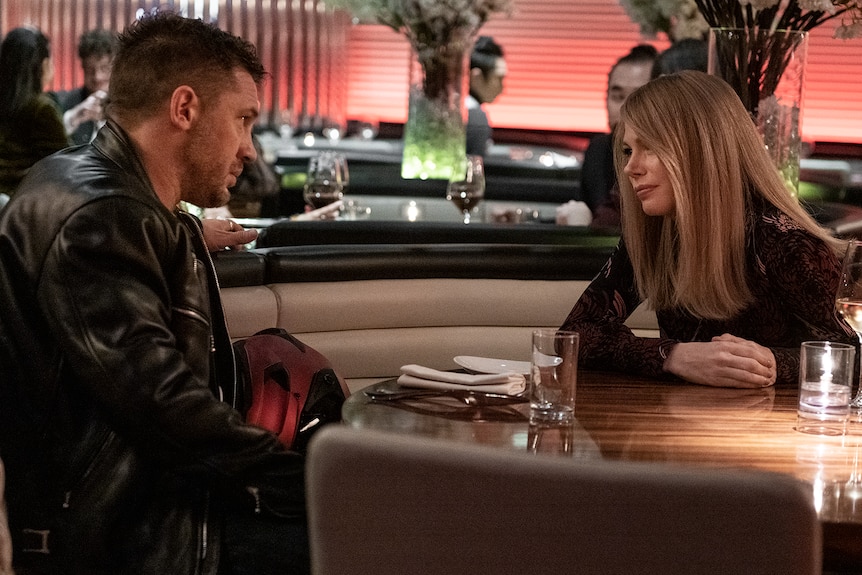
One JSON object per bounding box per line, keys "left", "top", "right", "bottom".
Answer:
{"left": 580, "top": 44, "right": 657, "bottom": 226}
{"left": 51, "top": 29, "right": 116, "bottom": 144}
{"left": 0, "top": 11, "right": 307, "bottom": 575}
{"left": 466, "top": 36, "right": 506, "bottom": 158}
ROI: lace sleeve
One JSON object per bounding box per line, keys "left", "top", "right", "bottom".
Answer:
{"left": 758, "top": 217, "right": 857, "bottom": 385}
{"left": 560, "top": 240, "right": 673, "bottom": 377}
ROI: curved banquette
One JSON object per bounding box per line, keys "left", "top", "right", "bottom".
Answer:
{"left": 215, "top": 232, "right": 660, "bottom": 393}
{"left": 219, "top": 198, "right": 862, "bottom": 393}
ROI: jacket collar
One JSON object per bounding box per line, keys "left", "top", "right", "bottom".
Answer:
{"left": 91, "top": 119, "right": 164, "bottom": 208}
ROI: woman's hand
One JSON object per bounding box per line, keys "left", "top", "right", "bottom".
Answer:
{"left": 292, "top": 200, "right": 343, "bottom": 221}
{"left": 201, "top": 218, "right": 258, "bottom": 252}
{"left": 663, "top": 333, "right": 777, "bottom": 388}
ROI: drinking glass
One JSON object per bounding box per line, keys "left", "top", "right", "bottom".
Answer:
{"left": 836, "top": 239, "right": 862, "bottom": 409}
{"left": 303, "top": 151, "right": 348, "bottom": 211}
{"left": 446, "top": 155, "right": 485, "bottom": 224}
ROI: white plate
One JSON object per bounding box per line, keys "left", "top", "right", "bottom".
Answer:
{"left": 454, "top": 355, "right": 531, "bottom": 375}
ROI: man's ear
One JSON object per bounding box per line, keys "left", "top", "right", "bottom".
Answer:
{"left": 169, "top": 85, "right": 199, "bottom": 130}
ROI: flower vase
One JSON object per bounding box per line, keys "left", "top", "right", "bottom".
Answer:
{"left": 708, "top": 28, "right": 808, "bottom": 195}
{"left": 401, "top": 46, "right": 467, "bottom": 180}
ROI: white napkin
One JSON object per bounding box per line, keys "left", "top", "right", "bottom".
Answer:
{"left": 397, "top": 364, "right": 526, "bottom": 395}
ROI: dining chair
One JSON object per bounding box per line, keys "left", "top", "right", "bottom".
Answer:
{"left": 306, "top": 426, "right": 821, "bottom": 575}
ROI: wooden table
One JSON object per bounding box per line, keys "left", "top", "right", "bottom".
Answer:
{"left": 343, "top": 371, "right": 862, "bottom": 573}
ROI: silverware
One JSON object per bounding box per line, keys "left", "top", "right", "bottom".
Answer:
{"left": 364, "top": 388, "right": 527, "bottom": 406}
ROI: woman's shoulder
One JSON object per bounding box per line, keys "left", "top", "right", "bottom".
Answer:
{"left": 12, "top": 94, "right": 63, "bottom": 127}
{"left": 752, "top": 201, "right": 837, "bottom": 261}
{"left": 31, "top": 94, "right": 63, "bottom": 120}
{"left": 753, "top": 202, "right": 821, "bottom": 241}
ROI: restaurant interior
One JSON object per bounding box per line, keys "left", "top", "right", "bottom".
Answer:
{"left": 4, "top": 0, "right": 862, "bottom": 572}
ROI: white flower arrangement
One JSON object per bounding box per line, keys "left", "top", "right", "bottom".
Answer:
{"left": 328, "top": 0, "right": 513, "bottom": 57}
{"left": 619, "top": 0, "right": 710, "bottom": 40}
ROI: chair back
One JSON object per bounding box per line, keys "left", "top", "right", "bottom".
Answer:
{"left": 307, "top": 426, "right": 821, "bottom": 575}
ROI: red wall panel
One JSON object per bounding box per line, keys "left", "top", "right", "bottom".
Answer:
{"left": 344, "top": 0, "right": 862, "bottom": 144}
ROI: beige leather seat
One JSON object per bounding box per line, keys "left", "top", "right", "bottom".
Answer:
{"left": 307, "top": 426, "right": 821, "bottom": 575}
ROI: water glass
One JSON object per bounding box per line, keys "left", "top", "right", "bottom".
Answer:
{"left": 529, "top": 329, "right": 579, "bottom": 425}
{"left": 796, "top": 341, "right": 855, "bottom": 436}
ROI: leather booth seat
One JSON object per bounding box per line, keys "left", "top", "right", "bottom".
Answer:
{"left": 255, "top": 220, "right": 620, "bottom": 249}
{"left": 214, "top": 243, "right": 659, "bottom": 393}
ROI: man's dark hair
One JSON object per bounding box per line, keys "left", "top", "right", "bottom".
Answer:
{"left": 78, "top": 29, "right": 117, "bottom": 60}
{"left": 609, "top": 44, "right": 659, "bottom": 82}
{"left": 470, "top": 36, "right": 504, "bottom": 78}
{"left": 650, "top": 39, "right": 708, "bottom": 79}
{"left": 108, "top": 11, "right": 266, "bottom": 123}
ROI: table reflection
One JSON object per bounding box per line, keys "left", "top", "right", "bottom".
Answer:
{"left": 343, "top": 370, "right": 862, "bottom": 568}
{"left": 345, "top": 372, "right": 862, "bottom": 524}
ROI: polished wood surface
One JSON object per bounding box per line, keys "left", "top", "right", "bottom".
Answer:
{"left": 343, "top": 371, "right": 862, "bottom": 572}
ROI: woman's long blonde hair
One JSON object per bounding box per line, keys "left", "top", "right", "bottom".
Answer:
{"left": 615, "top": 70, "right": 843, "bottom": 320}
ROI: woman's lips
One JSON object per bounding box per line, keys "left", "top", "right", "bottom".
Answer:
{"left": 635, "top": 185, "right": 655, "bottom": 199}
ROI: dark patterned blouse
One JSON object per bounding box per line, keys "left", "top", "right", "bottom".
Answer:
{"left": 560, "top": 204, "right": 857, "bottom": 386}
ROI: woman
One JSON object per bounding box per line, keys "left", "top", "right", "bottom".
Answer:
{"left": 0, "top": 27, "right": 69, "bottom": 198}
{"left": 561, "top": 70, "right": 855, "bottom": 388}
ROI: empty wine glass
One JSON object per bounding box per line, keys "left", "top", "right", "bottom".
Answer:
{"left": 835, "top": 239, "right": 862, "bottom": 410}
{"left": 303, "top": 151, "right": 348, "bottom": 211}
{"left": 446, "top": 155, "right": 485, "bottom": 224}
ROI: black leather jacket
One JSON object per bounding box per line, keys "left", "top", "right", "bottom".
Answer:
{"left": 0, "top": 121, "right": 305, "bottom": 574}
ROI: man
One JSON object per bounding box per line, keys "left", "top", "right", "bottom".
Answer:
{"left": 581, "top": 44, "right": 657, "bottom": 222}
{"left": 0, "top": 12, "right": 306, "bottom": 575}
{"left": 466, "top": 36, "right": 506, "bottom": 158}
{"left": 51, "top": 29, "right": 115, "bottom": 145}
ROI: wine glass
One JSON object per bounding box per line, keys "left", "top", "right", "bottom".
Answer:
{"left": 446, "top": 155, "right": 485, "bottom": 224}
{"left": 836, "top": 239, "right": 862, "bottom": 410}
{"left": 303, "top": 151, "right": 348, "bottom": 211}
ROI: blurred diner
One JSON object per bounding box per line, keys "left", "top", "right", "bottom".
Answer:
{"left": 580, "top": 44, "right": 657, "bottom": 227}
{"left": 561, "top": 70, "right": 856, "bottom": 388}
{"left": 50, "top": 29, "right": 116, "bottom": 145}
{"left": 0, "top": 27, "right": 69, "bottom": 200}
{"left": 466, "top": 36, "right": 507, "bottom": 158}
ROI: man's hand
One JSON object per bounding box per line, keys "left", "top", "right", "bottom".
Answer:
{"left": 201, "top": 218, "right": 258, "bottom": 252}
{"left": 663, "top": 333, "right": 777, "bottom": 388}
{"left": 63, "top": 90, "right": 107, "bottom": 134}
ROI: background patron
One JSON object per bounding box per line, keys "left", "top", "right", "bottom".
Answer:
{"left": 51, "top": 29, "right": 116, "bottom": 145}
{"left": 0, "top": 27, "right": 69, "bottom": 200}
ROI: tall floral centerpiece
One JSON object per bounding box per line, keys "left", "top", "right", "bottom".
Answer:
{"left": 695, "top": 0, "right": 862, "bottom": 192}
{"left": 330, "top": 0, "right": 511, "bottom": 179}
{"left": 620, "top": 0, "right": 861, "bottom": 193}
{"left": 619, "top": 0, "right": 710, "bottom": 40}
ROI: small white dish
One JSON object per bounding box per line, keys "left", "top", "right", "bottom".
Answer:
{"left": 453, "top": 355, "right": 531, "bottom": 376}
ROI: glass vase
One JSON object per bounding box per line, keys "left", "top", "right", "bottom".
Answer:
{"left": 401, "top": 46, "right": 467, "bottom": 180}
{"left": 708, "top": 27, "right": 808, "bottom": 195}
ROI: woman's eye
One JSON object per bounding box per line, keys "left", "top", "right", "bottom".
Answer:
{"left": 622, "top": 147, "right": 632, "bottom": 157}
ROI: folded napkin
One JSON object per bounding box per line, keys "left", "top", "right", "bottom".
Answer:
{"left": 397, "top": 364, "right": 526, "bottom": 395}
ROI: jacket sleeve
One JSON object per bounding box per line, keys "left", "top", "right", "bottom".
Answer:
{"left": 38, "top": 196, "right": 305, "bottom": 518}
{"left": 560, "top": 239, "right": 674, "bottom": 377}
